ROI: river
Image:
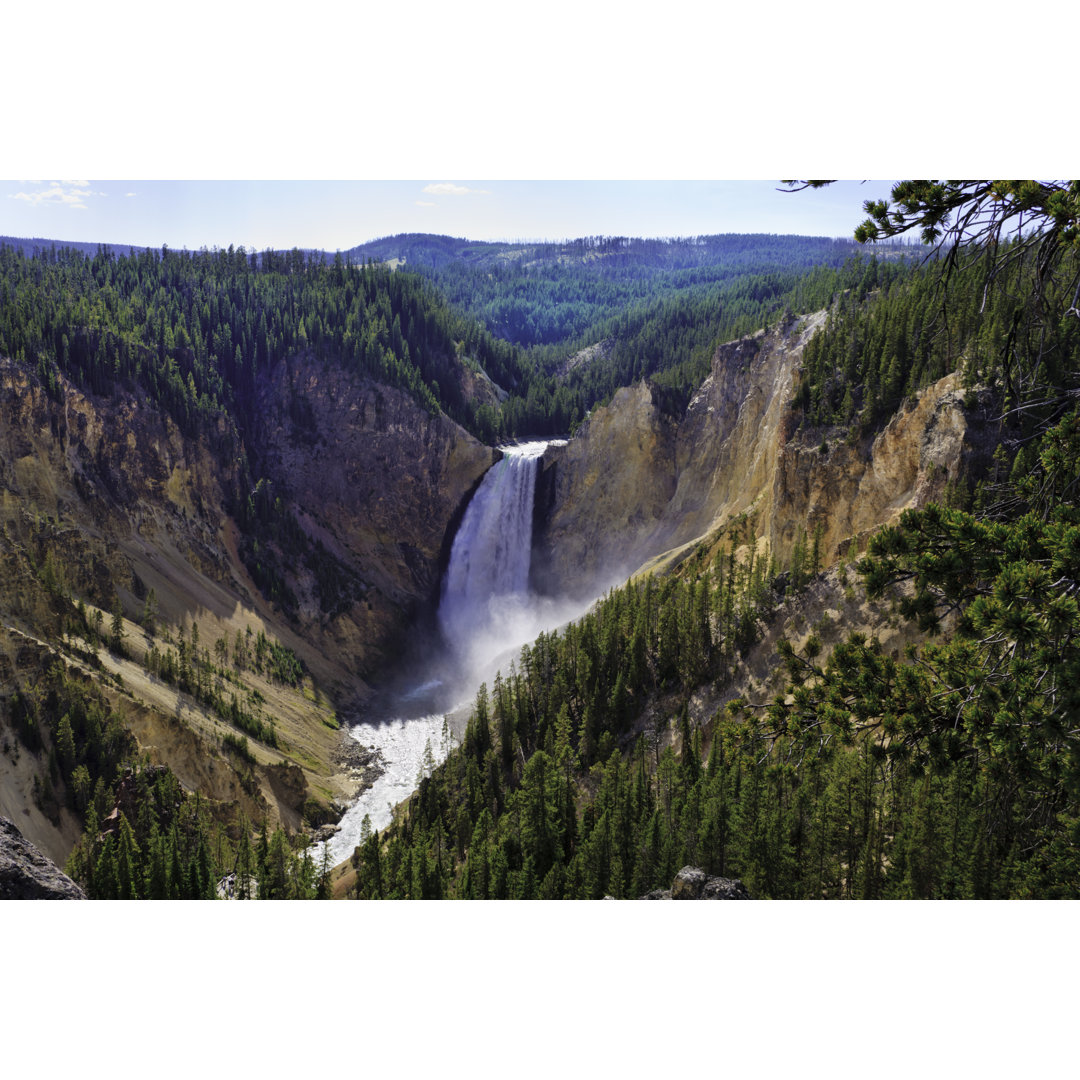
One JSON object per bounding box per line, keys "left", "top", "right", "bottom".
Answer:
{"left": 312, "top": 439, "right": 591, "bottom": 870}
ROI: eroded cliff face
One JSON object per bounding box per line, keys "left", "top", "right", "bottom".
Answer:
{"left": 770, "top": 371, "right": 987, "bottom": 563}
{"left": 0, "top": 816, "right": 86, "bottom": 899}
{"left": 250, "top": 354, "right": 497, "bottom": 678}
{"left": 0, "top": 354, "right": 494, "bottom": 858}
{"left": 534, "top": 312, "right": 993, "bottom": 597}
{"left": 0, "top": 357, "right": 236, "bottom": 612}
{"left": 532, "top": 380, "right": 677, "bottom": 595}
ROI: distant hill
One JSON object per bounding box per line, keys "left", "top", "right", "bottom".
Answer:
{"left": 343, "top": 231, "right": 881, "bottom": 273}
{"left": 341, "top": 232, "right": 909, "bottom": 352}
{"left": 1, "top": 231, "right": 909, "bottom": 274}
{"left": 0, "top": 236, "right": 331, "bottom": 264}
{"left": 0, "top": 236, "right": 151, "bottom": 259}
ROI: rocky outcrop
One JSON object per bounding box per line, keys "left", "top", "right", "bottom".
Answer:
{"left": 532, "top": 380, "right": 677, "bottom": 595}
{"left": 99, "top": 765, "right": 172, "bottom": 838}
{"left": 0, "top": 816, "right": 85, "bottom": 899}
{"left": 0, "top": 356, "right": 237, "bottom": 635}
{"left": 263, "top": 761, "right": 311, "bottom": 832}
{"left": 641, "top": 865, "right": 750, "bottom": 900}
{"left": 769, "top": 373, "right": 992, "bottom": 565}
{"left": 251, "top": 354, "right": 497, "bottom": 675}
{"left": 533, "top": 318, "right": 816, "bottom": 597}
{"left": 534, "top": 313, "right": 994, "bottom": 598}
{"left": 0, "top": 359, "right": 237, "bottom": 538}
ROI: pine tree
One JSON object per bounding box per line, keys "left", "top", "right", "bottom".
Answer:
{"left": 55, "top": 712, "right": 76, "bottom": 777}
{"left": 141, "top": 588, "right": 157, "bottom": 634}
{"left": 168, "top": 825, "right": 184, "bottom": 898}
{"left": 235, "top": 819, "right": 254, "bottom": 899}
{"left": 110, "top": 598, "right": 125, "bottom": 655}
{"left": 115, "top": 813, "right": 141, "bottom": 900}
{"left": 146, "top": 823, "right": 168, "bottom": 900}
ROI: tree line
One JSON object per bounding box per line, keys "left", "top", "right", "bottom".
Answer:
{"left": 0, "top": 242, "right": 530, "bottom": 444}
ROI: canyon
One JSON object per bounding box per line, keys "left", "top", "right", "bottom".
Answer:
{"left": 0, "top": 306, "right": 995, "bottom": 880}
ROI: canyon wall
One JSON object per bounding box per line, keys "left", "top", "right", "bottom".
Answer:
{"left": 250, "top": 354, "right": 497, "bottom": 680}
{"left": 534, "top": 312, "right": 994, "bottom": 598}
{"left": 0, "top": 354, "right": 494, "bottom": 857}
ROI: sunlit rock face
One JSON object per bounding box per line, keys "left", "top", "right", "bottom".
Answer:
{"left": 533, "top": 312, "right": 992, "bottom": 597}
{"left": 531, "top": 381, "right": 678, "bottom": 599}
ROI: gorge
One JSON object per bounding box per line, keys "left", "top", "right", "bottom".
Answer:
{"left": 1, "top": 206, "right": 1076, "bottom": 900}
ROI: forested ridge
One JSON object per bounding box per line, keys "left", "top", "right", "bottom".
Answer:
{"left": 0, "top": 242, "right": 525, "bottom": 445}
{"left": 796, "top": 243, "right": 1080, "bottom": 435}
{"left": 344, "top": 232, "right": 877, "bottom": 347}
{"left": 345, "top": 231, "right": 916, "bottom": 436}
{"left": 0, "top": 233, "right": 916, "bottom": 445}
{"left": 0, "top": 242, "right": 525, "bottom": 608}
{"left": 518, "top": 252, "right": 914, "bottom": 430}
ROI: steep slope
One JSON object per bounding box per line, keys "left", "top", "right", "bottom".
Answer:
{"left": 247, "top": 353, "right": 496, "bottom": 682}
{"left": 0, "top": 352, "right": 493, "bottom": 861}
{"left": 533, "top": 311, "right": 994, "bottom": 598}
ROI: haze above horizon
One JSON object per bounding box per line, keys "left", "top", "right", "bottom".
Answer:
{"left": 0, "top": 180, "right": 897, "bottom": 254}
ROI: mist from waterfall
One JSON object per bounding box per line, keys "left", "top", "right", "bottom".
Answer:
{"left": 314, "top": 438, "right": 599, "bottom": 870}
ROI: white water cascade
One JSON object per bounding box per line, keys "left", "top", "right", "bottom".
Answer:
{"left": 312, "top": 440, "right": 571, "bottom": 871}
{"left": 438, "top": 440, "right": 548, "bottom": 675}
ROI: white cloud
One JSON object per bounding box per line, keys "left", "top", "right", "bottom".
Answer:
{"left": 9, "top": 180, "right": 97, "bottom": 210}
{"left": 422, "top": 182, "right": 489, "bottom": 196}
{"left": 125, "top": 192, "right": 137, "bottom": 198}
{"left": 415, "top": 200, "right": 436, "bottom": 207}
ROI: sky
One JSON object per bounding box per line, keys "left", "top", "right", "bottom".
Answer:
{"left": 6, "top": 6, "right": 1065, "bottom": 255}
{"left": 0, "top": 179, "right": 901, "bottom": 252}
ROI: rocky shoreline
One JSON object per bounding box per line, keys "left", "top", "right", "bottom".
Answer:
{"left": 314, "top": 731, "right": 386, "bottom": 843}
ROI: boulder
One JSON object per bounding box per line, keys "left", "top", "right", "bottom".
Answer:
{"left": 641, "top": 865, "right": 749, "bottom": 900}
{"left": 701, "top": 876, "right": 750, "bottom": 900}
{"left": 671, "top": 865, "right": 708, "bottom": 899}
{"left": 0, "top": 816, "right": 86, "bottom": 899}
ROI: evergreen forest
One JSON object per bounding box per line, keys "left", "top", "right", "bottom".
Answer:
{"left": 3, "top": 180, "right": 1079, "bottom": 900}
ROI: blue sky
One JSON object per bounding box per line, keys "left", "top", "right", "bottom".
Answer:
{"left": 0, "top": 179, "right": 899, "bottom": 252}
{"left": 5, "top": 4, "right": 1064, "bottom": 257}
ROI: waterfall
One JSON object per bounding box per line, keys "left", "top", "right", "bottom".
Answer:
{"left": 312, "top": 439, "right": 574, "bottom": 871}
{"left": 438, "top": 440, "right": 547, "bottom": 658}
